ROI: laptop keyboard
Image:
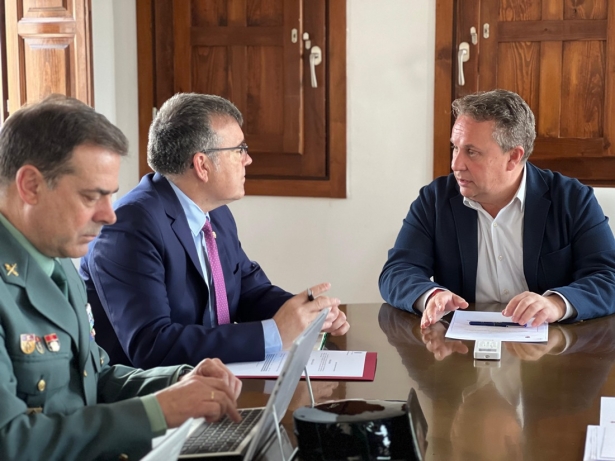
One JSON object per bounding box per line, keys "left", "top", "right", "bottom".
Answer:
{"left": 181, "top": 408, "right": 264, "bottom": 455}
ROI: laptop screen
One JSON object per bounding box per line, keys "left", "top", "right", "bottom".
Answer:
{"left": 244, "top": 307, "right": 330, "bottom": 460}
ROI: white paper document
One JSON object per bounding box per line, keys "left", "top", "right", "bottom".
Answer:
{"left": 600, "top": 397, "right": 615, "bottom": 426}
{"left": 584, "top": 425, "right": 615, "bottom": 461}
{"left": 445, "top": 311, "right": 548, "bottom": 342}
{"left": 227, "top": 350, "right": 367, "bottom": 379}
{"left": 583, "top": 397, "right": 615, "bottom": 460}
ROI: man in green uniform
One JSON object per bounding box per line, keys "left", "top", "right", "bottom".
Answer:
{"left": 0, "top": 95, "right": 242, "bottom": 460}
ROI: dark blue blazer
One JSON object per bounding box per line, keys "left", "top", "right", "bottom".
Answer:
{"left": 379, "top": 163, "right": 615, "bottom": 321}
{"left": 80, "top": 173, "right": 293, "bottom": 368}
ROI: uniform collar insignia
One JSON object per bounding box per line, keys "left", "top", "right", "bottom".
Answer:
{"left": 4, "top": 263, "right": 18, "bottom": 277}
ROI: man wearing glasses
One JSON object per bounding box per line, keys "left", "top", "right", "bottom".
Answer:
{"left": 80, "top": 93, "right": 349, "bottom": 368}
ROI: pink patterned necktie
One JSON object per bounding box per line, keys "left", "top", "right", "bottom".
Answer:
{"left": 202, "top": 221, "right": 231, "bottom": 325}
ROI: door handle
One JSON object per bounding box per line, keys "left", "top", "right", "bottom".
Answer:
{"left": 458, "top": 42, "right": 470, "bottom": 86}
{"left": 309, "top": 46, "right": 322, "bottom": 88}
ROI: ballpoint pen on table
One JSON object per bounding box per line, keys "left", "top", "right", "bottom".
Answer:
{"left": 468, "top": 321, "right": 527, "bottom": 327}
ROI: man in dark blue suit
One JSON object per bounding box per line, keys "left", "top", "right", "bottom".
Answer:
{"left": 379, "top": 89, "right": 615, "bottom": 328}
{"left": 81, "top": 93, "right": 349, "bottom": 368}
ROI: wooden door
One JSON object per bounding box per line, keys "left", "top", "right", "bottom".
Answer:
{"left": 138, "top": 0, "right": 346, "bottom": 198}
{"left": 4, "top": 0, "right": 93, "bottom": 113}
{"left": 434, "top": 0, "right": 615, "bottom": 186}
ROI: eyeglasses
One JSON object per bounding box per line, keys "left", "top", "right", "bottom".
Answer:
{"left": 206, "top": 142, "right": 248, "bottom": 157}
{"left": 190, "top": 143, "right": 249, "bottom": 168}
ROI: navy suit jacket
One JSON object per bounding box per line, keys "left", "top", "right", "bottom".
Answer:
{"left": 80, "top": 173, "right": 293, "bottom": 368}
{"left": 379, "top": 163, "right": 615, "bottom": 321}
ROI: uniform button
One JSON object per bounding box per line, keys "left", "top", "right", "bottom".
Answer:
{"left": 493, "top": 223, "right": 498, "bottom": 228}
{"left": 100, "top": 357, "right": 104, "bottom": 365}
{"left": 503, "top": 290, "right": 510, "bottom": 296}
{"left": 119, "top": 454, "right": 129, "bottom": 461}
{"left": 498, "top": 255, "right": 503, "bottom": 261}
{"left": 83, "top": 371, "right": 88, "bottom": 377}
{"left": 37, "top": 380, "right": 46, "bottom": 392}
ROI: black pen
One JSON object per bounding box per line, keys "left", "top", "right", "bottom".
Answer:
{"left": 468, "top": 321, "right": 526, "bottom": 327}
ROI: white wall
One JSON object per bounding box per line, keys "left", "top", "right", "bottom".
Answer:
{"left": 91, "top": 0, "right": 139, "bottom": 199}
{"left": 91, "top": 0, "right": 615, "bottom": 304}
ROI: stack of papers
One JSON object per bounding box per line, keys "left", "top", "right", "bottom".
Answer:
{"left": 584, "top": 397, "right": 615, "bottom": 461}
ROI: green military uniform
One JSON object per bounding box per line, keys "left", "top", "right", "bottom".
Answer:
{"left": 0, "top": 220, "right": 185, "bottom": 461}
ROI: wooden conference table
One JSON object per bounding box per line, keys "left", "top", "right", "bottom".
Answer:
{"left": 237, "top": 303, "right": 615, "bottom": 461}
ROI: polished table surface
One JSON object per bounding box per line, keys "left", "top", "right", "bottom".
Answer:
{"left": 237, "top": 303, "right": 615, "bottom": 461}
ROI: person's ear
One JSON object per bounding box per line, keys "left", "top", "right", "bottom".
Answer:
{"left": 507, "top": 146, "right": 525, "bottom": 171}
{"left": 14, "top": 165, "right": 45, "bottom": 205}
{"left": 192, "top": 152, "right": 214, "bottom": 183}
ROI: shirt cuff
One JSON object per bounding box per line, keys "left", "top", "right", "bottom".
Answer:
{"left": 414, "top": 288, "right": 446, "bottom": 313}
{"left": 543, "top": 290, "right": 577, "bottom": 321}
{"left": 171, "top": 365, "right": 193, "bottom": 383}
{"left": 141, "top": 394, "right": 168, "bottom": 437}
{"left": 262, "top": 318, "right": 283, "bottom": 354}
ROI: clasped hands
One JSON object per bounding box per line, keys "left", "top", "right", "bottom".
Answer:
{"left": 273, "top": 282, "right": 350, "bottom": 349}
{"left": 420, "top": 289, "right": 566, "bottom": 329}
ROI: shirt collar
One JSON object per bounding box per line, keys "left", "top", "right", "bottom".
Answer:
{"left": 0, "top": 212, "right": 55, "bottom": 276}
{"left": 167, "top": 179, "right": 209, "bottom": 236}
{"left": 463, "top": 165, "right": 527, "bottom": 212}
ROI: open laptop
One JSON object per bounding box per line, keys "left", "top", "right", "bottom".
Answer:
{"left": 179, "top": 307, "right": 330, "bottom": 460}
{"left": 144, "top": 418, "right": 194, "bottom": 461}
{"left": 407, "top": 388, "right": 428, "bottom": 461}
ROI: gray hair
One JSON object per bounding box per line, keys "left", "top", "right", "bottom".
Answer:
{"left": 147, "top": 93, "right": 243, "bottom": 175}
{"left": 452, "top": 89, "right": 536, "bottom": 160}
{"left": 0, "top": 94, "right": 128, "bottom": 188}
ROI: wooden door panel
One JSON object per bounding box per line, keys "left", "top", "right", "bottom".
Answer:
{"left": 246, "top": 46, "right": 284, "bottom": 136}
{"left": 5, "top": 0, "right": 92, "bottom": 112}
{"left": 139, "top": 0, "right": 346, "bottom": 197}
{"left": 192, "top": 47, "right": 230, "bottom": 97}
{"left": 495, "top": 42, "right": 540, "bottom": 110}
{"left": 246, "top": 0, "right": 282, "bottom": 26}
{"left": 435, "top": 0, "right": 615, "bottom": 185}
{"left": 24, "top": 42, "right": 70, "bottom": 98}
{"left": 560, "top": 41, "right": 605, "bottom": 138}
{"left": 564, "top": 0, "right": 606, "bottom": 19}
{"left": 171, "top": 0, "right": 328, "bottom": 177}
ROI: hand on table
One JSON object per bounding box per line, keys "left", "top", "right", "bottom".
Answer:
{"left": 502, "top": 292, "right": 565, "bottom": 327}
{"left": 421, "top": 290, "right": 469, "bottom": 329}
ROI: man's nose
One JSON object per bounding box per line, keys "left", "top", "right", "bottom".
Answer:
{"left": 95, "top": 196, "right": 117, "bottom": 225}
{"left": 451, "top": 151, "right": 464, "bottom": 171}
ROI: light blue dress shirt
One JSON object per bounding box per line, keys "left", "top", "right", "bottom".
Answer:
{"left": 167, "top": 180, "right": 282, "bottom": 354}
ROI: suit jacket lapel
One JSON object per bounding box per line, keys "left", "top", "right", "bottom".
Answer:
{"left": 450, "top": 194, "right": 478, "bottom": 301}
{"left": 523, "top": 164, "right": 550, "bottom": 292}
{"left": 153, "top": 173, "right": 205, "bottom": 279}
{"left": 0, "top": 224, "right": 80, "bottom": 348}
